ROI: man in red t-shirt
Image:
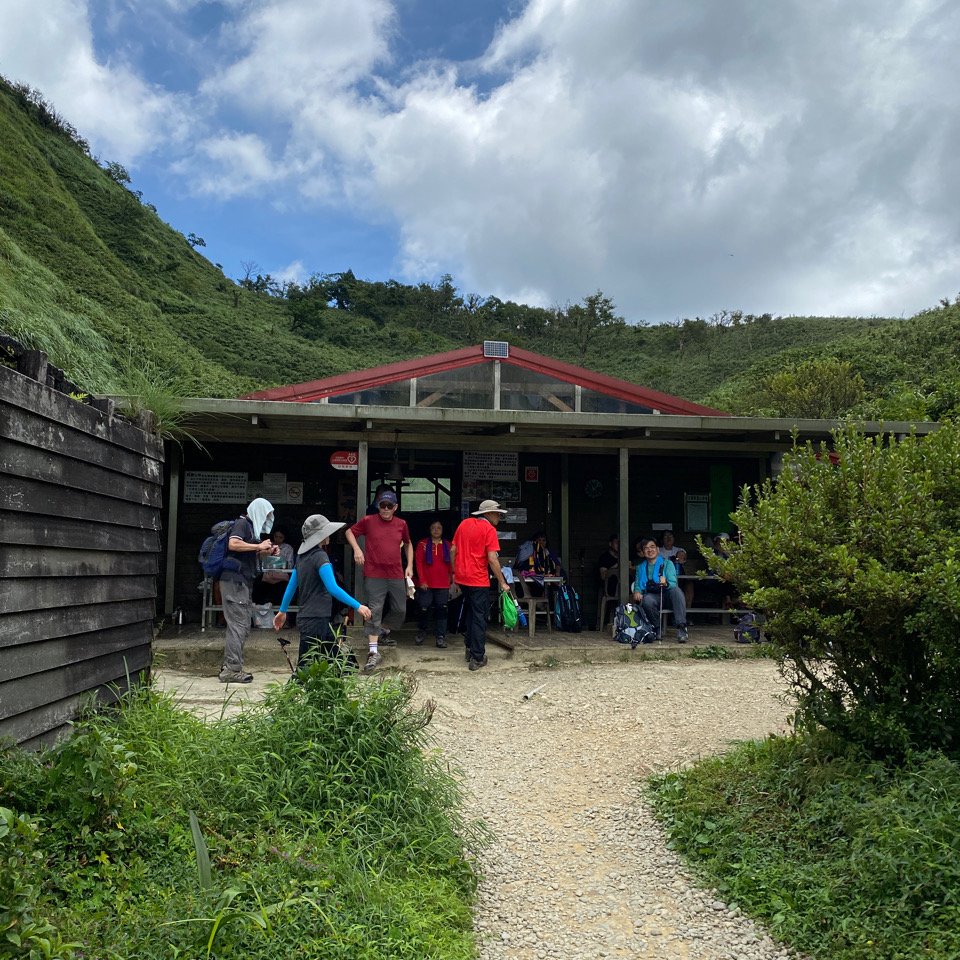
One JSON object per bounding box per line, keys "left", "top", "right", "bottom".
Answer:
{"left": 451, "top": 499, "right": 510, "bottom": 671}
{"left": 345, "top": 489, "right": 414, "bottom": 671}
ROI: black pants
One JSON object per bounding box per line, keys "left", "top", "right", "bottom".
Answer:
{"left": 459, "top": 584, "right": 492, "bottom": 661}
{"left": 297, "top": 616, "right": 357, "bottom": 671}
{"left": 417, "top": 587, "right": 449, "bottom": 639}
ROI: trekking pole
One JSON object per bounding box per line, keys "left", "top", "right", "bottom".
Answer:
{"left": 659, "top": 582, "right": 664, "bottom": 644}
{"left": 277, "top": 635, "right": 296, "bottom": 674}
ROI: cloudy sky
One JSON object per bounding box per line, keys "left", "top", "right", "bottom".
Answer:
{"left": 1, "top": 0, "right": 957, "bottom": 322}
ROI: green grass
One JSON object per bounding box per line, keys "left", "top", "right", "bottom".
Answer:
{"left": 649, "top": 734, "right": 960, "bottom": 959}
{"left": 0, "top": 664, "right": 482, "bottom": 959}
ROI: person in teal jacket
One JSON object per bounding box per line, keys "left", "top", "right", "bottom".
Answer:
{"left": 273, "top": 514, "right": 371, "bottom": 671}
{"left": 631, "top": 537, "right": 688, "bottom": 642}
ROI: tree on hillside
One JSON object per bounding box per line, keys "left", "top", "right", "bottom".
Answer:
{"left": 554, "top": 291, "right": 624, "bottom": 364}
{"left": 760, "top": 357, "right": 865, "bottom": 418}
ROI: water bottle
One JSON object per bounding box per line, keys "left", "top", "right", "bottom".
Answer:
{"left": 405, "top": 576, "right": 416, "bottom": 600}
{"left": 517, "top": 607, "right": 528, "bottom": 628}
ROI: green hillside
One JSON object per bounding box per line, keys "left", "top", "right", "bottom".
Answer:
{"left": 1, "top": 75, "right": 958, "bottom": 420}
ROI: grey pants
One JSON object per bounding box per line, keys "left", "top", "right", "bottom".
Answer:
{"left": 364, "top": 577, "right": 407, "bottom": 636}
{"left": 221, "top": 578, "right": 252, "bottom": 672}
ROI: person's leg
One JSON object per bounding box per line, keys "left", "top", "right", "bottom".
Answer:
{"left": 416, "top": 588, "right": 431, "bottom": 643}
{"left": 640, "top": 591, "right": 662, "bottom": 638}
{"left": 363, "top": 578, "right": 389, "bottom": 669}
{"left": 466, "top": 586, "right": 493, "bottom": 666}
{"left": 459, "top": 585, "right": 477, "bottom": 660}
{"left": 220, "top": 579, "right": 252, "bottom": 679}
{"left": 296, "top": 616, "right": 325, "bottom": 668}
{"left": 667, "top": 586, "right": 688, "bottom": 640}
{"left": 431, "top": 588, "right": 448, "bottom": 646}
{"left": 382, "top": 578, "right": 408, "bottom": 631}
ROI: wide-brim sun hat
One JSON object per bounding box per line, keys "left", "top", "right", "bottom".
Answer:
{"left": 299, "top": 514, "right": 345, "bottom": 554}
{"left": 472, "top": 499, "right": 508, "bottom": 515}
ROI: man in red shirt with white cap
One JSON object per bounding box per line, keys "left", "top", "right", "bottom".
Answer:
{"left": 451, "top": 499, "right": 511, "bottom": 671}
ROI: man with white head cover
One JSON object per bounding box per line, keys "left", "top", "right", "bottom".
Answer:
{"left": 274, "top": 514, "right": 372, "bottom": 670}
{"left": 218, "top": 497, "right": 279, "bottom": 683}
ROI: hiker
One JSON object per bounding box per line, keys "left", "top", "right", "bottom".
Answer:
{"left": 345, "top": 489, "right": 414, "bottom": 671}
{"left": 218, "top": 497, "right": 280, "bottom": 683}
{"left": 452, "top": 499, "right": 511, "bottom": 671}
{"left": 597, "top": 533, "right": 620, "bottom": 596}
{"left": 273, "top": 514, "right": 371, "bottom": 670}
{"left": 253, "top": 528, "right": 296, "bottom": 607}
{"left": 415, "top": 519, "right": 453, "bottom": 648}
{"left": 632, "top": 537, "right": 688, "bottom": 643}
{"left": 515, "top": 530, "right": 562, "bottom": 596}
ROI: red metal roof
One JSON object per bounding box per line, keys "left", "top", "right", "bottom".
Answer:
{"left": 242, "top": 343, "right": 727, "bottom": 416}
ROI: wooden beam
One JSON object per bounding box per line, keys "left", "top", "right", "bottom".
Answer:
{"left": 618, "top": 447, "right": 629, "bottom": 603}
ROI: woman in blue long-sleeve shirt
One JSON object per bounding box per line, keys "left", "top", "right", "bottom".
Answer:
{"left": 273, "top": 514, "right": 371, "bottom": 670}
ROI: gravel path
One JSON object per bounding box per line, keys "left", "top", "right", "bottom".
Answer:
{"left": 415, "top": 657, "right": 799, "bottom": 960}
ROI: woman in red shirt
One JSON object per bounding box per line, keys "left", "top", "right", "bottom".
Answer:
{"left": 415, "top": 520, "right": 453, "bottom": 647}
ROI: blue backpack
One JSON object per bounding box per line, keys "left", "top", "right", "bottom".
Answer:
{"left": 734, "top": 611, "right": 762, "bottom": 643}
{"left": 199, "top": 519, "right": 243, "bottom": 579}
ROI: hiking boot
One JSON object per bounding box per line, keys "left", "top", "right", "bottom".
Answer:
{"left": 677, "top": 626, "right": 689, "bottom": 643}
{"left": 363, "top": 651, "right": 383, "bottom": 672}
{"left": 436, "top": 636, "right": 448, "bottom": 649}
{"left": 415, "top": 631, "right": 426, "bottom": 646}
{"left": 468, "top": 655, "right": 488, "bottom": 671}
{"left": 378, "top": 628, "right": 396, "bottom": 646}
{"left": 219, "top": 669, "right": 253, "bottom": 684}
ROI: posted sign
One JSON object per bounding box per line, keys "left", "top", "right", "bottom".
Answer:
{"left": 330, "top": 451, "right": 359, "bottom": 471}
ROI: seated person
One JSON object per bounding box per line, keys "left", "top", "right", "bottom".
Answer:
{"left": 515, "top": 531, "right": 562, "bottom": 597}
{"left": 632, "top": 537, "right": 688, "bottom": 642}
{"left": 253, "top": 529, "right": 296, "bottom": 606}
{"left": 658, "top": 530, "right": 680, "bottom": 560}
{"left": 673, "top": 546, "right": 695, "bottom": 608}
{"left": 598, "top": 533, "right": 620, "bottom": 596}
{"left": 705, "top": 532, "right": 740, "bottom": 609}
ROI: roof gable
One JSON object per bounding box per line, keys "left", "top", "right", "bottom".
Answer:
{"left": 243, "top": 343, "right": 726, "bottom": 416}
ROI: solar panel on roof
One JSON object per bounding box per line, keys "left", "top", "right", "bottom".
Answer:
{"left": 483, "top": 340, "right": 509, "bottom": 358}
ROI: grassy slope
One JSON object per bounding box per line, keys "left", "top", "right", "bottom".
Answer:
{"left": 3, "top": 76, "right": 955, "bottom": 413}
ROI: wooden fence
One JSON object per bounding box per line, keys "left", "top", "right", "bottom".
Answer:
{"left": 0, "top": 338, "right": 164, "bottom": 748}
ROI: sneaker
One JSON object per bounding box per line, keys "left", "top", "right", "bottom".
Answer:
{"left": 468, "top": 656, "right": 488, "bottom": 671}
{"left": 219, "top": 670, "right": 253, "bottom": 684}
{"left": 378, "top": 628, "right": 396, "bottom": 646}
{"left": 363, "top": 651, "right": 383, "bottom": 672}
{"left": 436, "top": 637, "right": 448, "bottom": 649}
{"left": 415, "top": 631, "right": 426, "bottom": 646}
{"left": 677, "top": 626, "right": 689, "bottom": 644}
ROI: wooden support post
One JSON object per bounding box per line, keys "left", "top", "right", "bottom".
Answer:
{"left": 618, "top": 447, "right": 630, "bottom": 603}
{"left": 354, "top": 440, "right": 368, "bottom": 600}
{"left": 164, "top": 445, "right": 181, "bottom": 615}
{"left": 560, "top": 453, "right": 570, "bottom": 586}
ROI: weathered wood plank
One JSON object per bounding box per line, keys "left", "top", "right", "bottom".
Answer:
{"left": 0, "top": 364, "right": 163, "bottom": 460}
{"left": 1, "top": 441, "right": 163, "bottom": 507}
{"left": 0, "top": 475, "right": 161, "bottom": 530}
{"left": 0, "top": 677, "right": 139, "bottom": 747}
{"left": 0, "top": 575, "right": 157, "bottom": 614}
{"left": 1, "top": 622, "right": 153, "bottom": 682}
{"left": 0, "top": 511, "right": 160, "bottom": 552}
{"left": 0, "top": 645, "right": 152, "bottom": 722}
{"left": 0, "top": 599, "right": 157, "bottom": 648}
{"left": 0, "top": 401, "right": 163, "bottom": 483}
{"left": 0, "top": 545, "right": 159, "bottom": 579}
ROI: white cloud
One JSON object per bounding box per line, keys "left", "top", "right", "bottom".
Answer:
{"left": 180, "top": 131, "right": 283, "bottom": 197}
{"left": 0, "top": 0, "right": 192, "bottom": 162}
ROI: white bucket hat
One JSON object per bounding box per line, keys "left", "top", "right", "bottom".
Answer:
{"left": 298, "top": 514, "right": 345, "bottom": 554}
{"left": 472, "top": 499, "right": 508, "bottom": 515}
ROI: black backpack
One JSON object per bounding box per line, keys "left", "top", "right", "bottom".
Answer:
{"left": 612, "top": 603, "right": 658, "bottom": 648}
{"left": 734, "top": 611, "right": 762, "bottom": 643}
{"left": 553, "top": 583, "right": 583, "bottom": 633}
{"left": 199, "top": 519, "right": 243, "bottom": 579}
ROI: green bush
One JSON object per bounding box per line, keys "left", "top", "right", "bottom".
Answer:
{"left": 650, "top": 735, "right": 960, "bottom": 960}
{"left": 0, "top": 665, "right": 480, "bottom": 959}
{"left": 713, "top": 422, "right": 960, "bottom": 758}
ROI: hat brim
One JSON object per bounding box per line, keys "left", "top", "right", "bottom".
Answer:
{"left": 472, "top": 507, "right": 508, "bottom": 515}
{"left": 298, "top": 520, "right": 346, "bottom": 554}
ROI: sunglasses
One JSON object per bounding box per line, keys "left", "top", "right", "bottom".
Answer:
{"left": 378, "top": 501, "right": 397, "bottom": 510}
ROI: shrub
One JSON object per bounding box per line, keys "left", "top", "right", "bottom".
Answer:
{"left": 712, "top": 422, "right": 960, "bottom": 758}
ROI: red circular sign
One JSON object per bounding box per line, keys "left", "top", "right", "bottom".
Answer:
{"left": 330, "top": 450, "right": 359, "bottom": 471}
